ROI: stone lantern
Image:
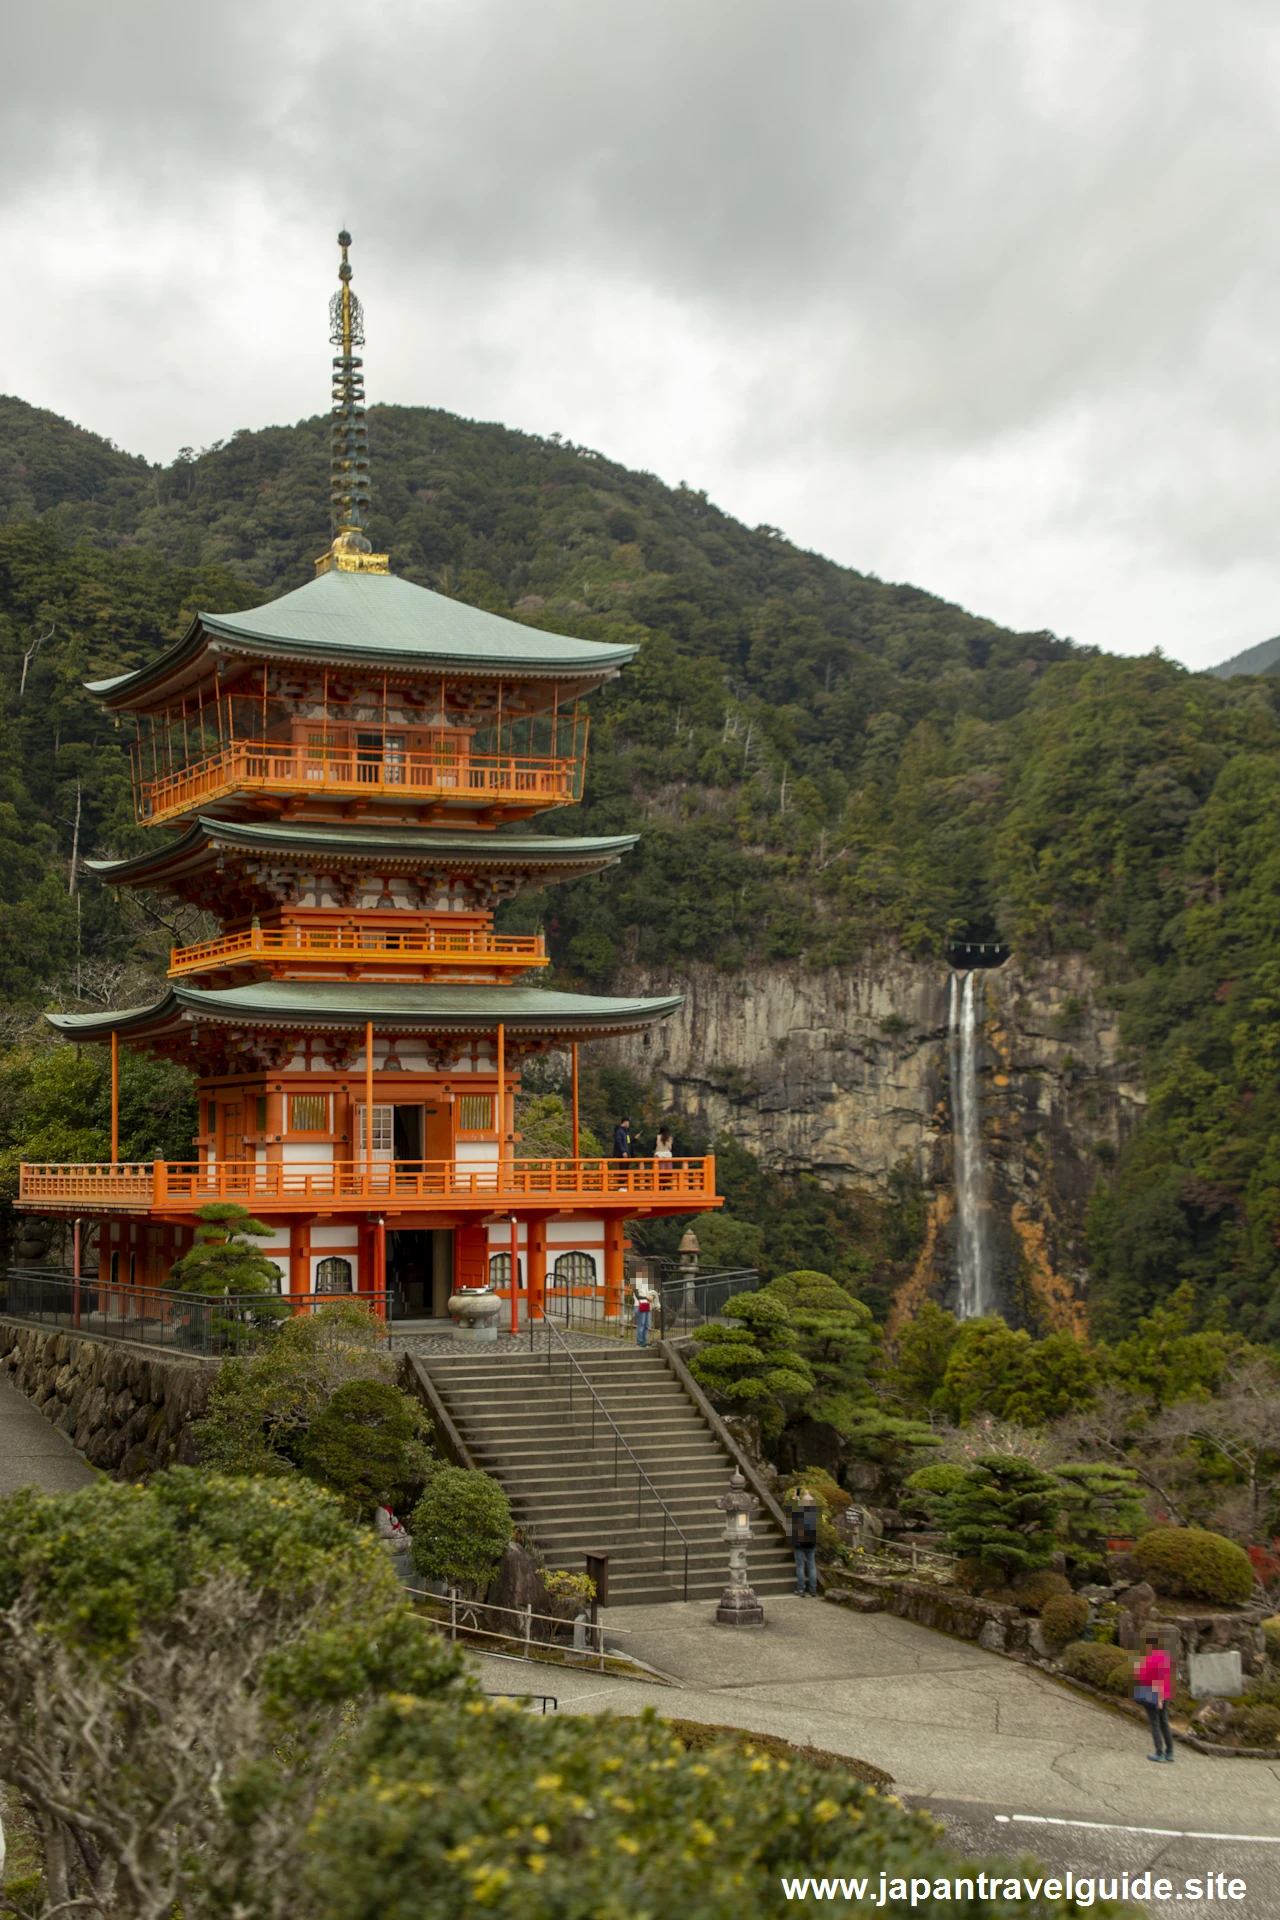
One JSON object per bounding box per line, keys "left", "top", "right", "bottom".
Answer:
{"left": 714, "top": 1471, "right": 765, "bottom": 1627}
{"left": 678, "top": 1227, "right": 700, "bottom": 1275}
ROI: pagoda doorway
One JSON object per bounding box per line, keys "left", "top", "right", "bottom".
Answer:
{"left": 358, "top": 1103, "right": 452, "bottom": 1166}
{"left": 388, "top": 1227, "right": 453, "bottom": 1318}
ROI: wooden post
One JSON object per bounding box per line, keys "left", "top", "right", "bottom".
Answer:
{"left": 529, "top": 1216, "right": 547, "bottom": 1324}
{"left": 290, "top": 1221, "right": 309, "bottom": 1298}
{"left": 604, "top": 1217, "right": 624, "bottom": 1322}
{"left": 72, "top": 1217, "right": 81, "bottom": 1329}
{"left": 111, "top": 1032, "right": 119, "bottom": 1164}
{"left": 495, "top": 1021, "right": 505, "bottom": 1177}
{"left": 365, "top": 1019, "right": 374, "bottom": 1194}
{"left": 571, "top": 1042, "right": 580, "bottom": 1159}
{"left": 509, "top": 1212, "right": 520, "bottom": 1336}
{"left": 374, "top": 1216, "right": 387, "bottom": 1320}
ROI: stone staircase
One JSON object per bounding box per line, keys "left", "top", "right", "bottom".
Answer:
{"left": 414, "top": 1346, "right": 797, "bottom": 1605}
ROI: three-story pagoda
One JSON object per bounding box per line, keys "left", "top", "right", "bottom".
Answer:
{"left": 19, "top": 234, "right": 719, "bottom": 1324}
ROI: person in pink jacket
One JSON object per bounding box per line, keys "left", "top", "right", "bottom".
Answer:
{"left": 1134, "top": 1633, "right": 1175, "bottom": 1762}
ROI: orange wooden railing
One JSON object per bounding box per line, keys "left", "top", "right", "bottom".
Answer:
{"left": 169, "top": 924, "right": 548, "bottom": 977}
{"left": 18, "top": 1157, "right": 717, "bottom": 1210}
{"left": 135, "top": 742, "right": 584, "bottom": 824}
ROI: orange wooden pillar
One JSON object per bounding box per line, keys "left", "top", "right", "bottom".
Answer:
{"left": 364, "top": 1020, "right": 374, "bottom": 1193}
{"left": 509, "top": 1211, "right": 520, "bottom": 1334}
{"left": 528, "top": 1216, "right": 547, "bottom": 1322}
{"left": 374, "top": 1216, "right": 387, "bottom": 1319}
{"left": 289, "top": 1220, "right": 310, "bottom": 1298}
{"left": 604, "top": 1217, "right": 625, "bottom": 1321}
{"left": 571, "top": 1042, "right": 579, "bottom": 1158}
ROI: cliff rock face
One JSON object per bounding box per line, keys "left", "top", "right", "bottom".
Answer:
{"left": 604, "top": 952, "right": 1146, "bottom": 1331}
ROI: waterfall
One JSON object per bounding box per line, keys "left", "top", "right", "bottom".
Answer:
{"left": 949, "top": 969, "right": 993, "bottom": 1318}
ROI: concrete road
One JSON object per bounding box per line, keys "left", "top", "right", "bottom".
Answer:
{"left": 471, "top": 1596, "right": 1280, "bottom": 1913}
{"left": 0, "top": 1375, "right": 95, "bottom": 1496}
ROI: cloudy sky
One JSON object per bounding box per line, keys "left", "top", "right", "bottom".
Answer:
{"left": 5, "top": 0, "right": 1280, "bottom": 667}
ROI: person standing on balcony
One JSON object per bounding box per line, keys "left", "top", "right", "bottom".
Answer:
{"left": 613, "top": 1116, "right": 631, "bottom": 1158}
{"left": 654, "top": 1126, "right": 674, "bottom": 1160}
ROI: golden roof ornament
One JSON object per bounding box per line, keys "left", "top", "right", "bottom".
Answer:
{"left": 316, "top": 229, "right": 389, "bottom": 576}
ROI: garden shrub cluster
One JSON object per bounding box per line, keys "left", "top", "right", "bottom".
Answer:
{"left": 0, "top": 1468, "right": 1115, "bottom": 1919}
{"left": 195, "top": 1301, "right": 431, "bottom": 1518}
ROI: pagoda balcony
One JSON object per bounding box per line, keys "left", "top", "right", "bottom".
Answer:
{"left": 135, "top": 741, "right": 585, "bottom": 827}
{"left": 168, "top": 924, "right": 548, "bottom": 980}
{"left": 18, "top": 1156, "right": 719, "bottom": 1215}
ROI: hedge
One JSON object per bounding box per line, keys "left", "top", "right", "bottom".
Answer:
{"left": 1135, "top": 1527, "right": 1254, "bottom": 1606}
{"left": 1040, "top": 1594, "right": 1090, "bottom": 1650}
{"left": 1062, "top": 1642, "right": 1133, "bottom": 1692}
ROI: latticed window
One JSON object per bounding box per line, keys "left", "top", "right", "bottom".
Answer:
{"left": 289, "top": 1093, "right": 328, "bottom": 1132}
{"left": 488, "top": 1253, "right": 524, "bottom": 1288}
{"left": 315, "top": 1257, "right": 353, "bottom": 1293}
{"left": 358, "top": 1106, "right": 393, "bottom": 1153}
{"left": 457, "top": 1093, "right": 494, "bottom": 1132}
{"left": 553, "top": 1251, "right": 597, "bottom": 1287}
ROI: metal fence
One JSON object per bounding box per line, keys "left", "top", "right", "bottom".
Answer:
{"left": 656, "top": 1267, "right": 760, "bottom": 1336}
{"left": 1, "top": 1268, "right": 390, "bottom": 1357}
{"left": 541, "top": 1265, "right": 759, "bottom": 1340}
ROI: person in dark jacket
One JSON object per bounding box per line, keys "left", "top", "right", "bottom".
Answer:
{"left": 790, "top": 1487, "right": 819, "bottom": 1596}
{"left": 613, "top": 1116, "right": 631, "bottom": 1158}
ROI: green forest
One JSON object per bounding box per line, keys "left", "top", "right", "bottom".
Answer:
{"left": 4, "top": 391, "right": 1280, "bottom": 1343}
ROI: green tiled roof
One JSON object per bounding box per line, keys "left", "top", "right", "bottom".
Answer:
{"left": 48, "top": 982, "right": 682, "bottom": 1041}
{"left": 86, "top": 817, "right": 638, "bottom": 885}
{"left": 87, "top": 569, "right": 636, "bottom": 704}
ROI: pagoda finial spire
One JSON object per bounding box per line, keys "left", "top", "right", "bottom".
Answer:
{"left": 316, "top": 229, "right": 389, "bottom": 576}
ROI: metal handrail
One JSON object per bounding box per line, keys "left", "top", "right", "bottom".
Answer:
{"left": 529, "top": 1312, "right": 691, "bottom": 1602}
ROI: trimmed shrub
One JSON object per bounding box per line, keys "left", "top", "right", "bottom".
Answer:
{"left": 1041, "top": 1593, "right": 1090, "bottom": 1650}
{"left": 1135, "top": 1526, "right": 1254, "bottom": 1606}
{"left": 1012, "top": 1568, "right": 1072, "bottom": 1611}
{"left": 1062, "top": 1641, "right": 1132, "bottom": 1690}
{"left": 903, "top": 1463, "right": 968, "bottom": 1521}
{"left": 1262, "top": 1616, "right": 1280, "bottom": 1663}
{"left": 409, "top": 1467, "right": 513, "bottom": 1591}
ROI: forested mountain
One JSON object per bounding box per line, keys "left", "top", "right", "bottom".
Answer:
{"left": 5, "top": 391, "right": 1280, "bottom": 1342}
{"left": 1208, "top": 633, "right": 1280, "bottom": 678}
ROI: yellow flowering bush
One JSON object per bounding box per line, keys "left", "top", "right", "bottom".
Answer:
{"left": 305, "top": 1697, "right": 1124, "bottom": 1918}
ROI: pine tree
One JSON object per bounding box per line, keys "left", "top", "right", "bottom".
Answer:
{"left": 940, "top": 1454, "right": 1064, "bottom": 1582}
{"left": 168, "top": 1202, "right": 282, "bottom": 1297}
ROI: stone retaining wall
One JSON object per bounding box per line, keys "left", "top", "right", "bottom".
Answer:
{"left": 826, "top": 1574, "right": 1043, "bottom": 1652}
{"left": 0, "top": 1320, "right": 216, "bottom": 1478}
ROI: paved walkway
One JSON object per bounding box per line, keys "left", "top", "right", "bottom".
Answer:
{"left": 473, "top": 1596, "right": 1280, "bottom": 1907}
{"left": 389, "top": 1322, "right": 626, "bottom": 1358}
{"left": 0, "top": 1375, "right": 95, "bottom": 1497}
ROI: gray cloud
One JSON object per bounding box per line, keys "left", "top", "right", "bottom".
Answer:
{"left": 4, "top": 0, "right": 1280, "bottom": 662}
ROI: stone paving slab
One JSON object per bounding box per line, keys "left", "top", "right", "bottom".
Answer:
{"left": 0, "top": 1375, "right": 96, "bottom": 1496}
